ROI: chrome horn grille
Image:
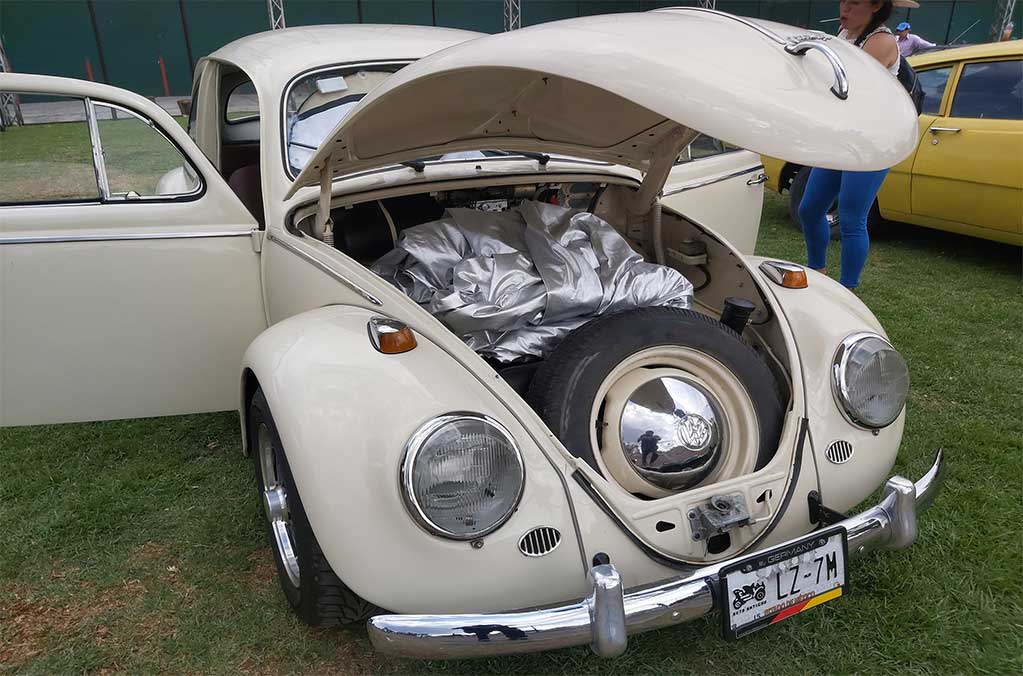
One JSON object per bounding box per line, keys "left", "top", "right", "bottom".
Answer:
{"left": 518, "top": 527, "right": 561, "bottom": 557}
{"left": 825, "top": 440, "right": 854, "bottom": 464}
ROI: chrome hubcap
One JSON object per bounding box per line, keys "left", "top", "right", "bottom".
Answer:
{"left": 258, "top": 423, "right": 300, "bottom": 587}
{"left": 620, "top": 376, "right": 724, "bottom": 491}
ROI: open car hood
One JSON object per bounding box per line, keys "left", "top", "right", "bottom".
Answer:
{"left": 286, "top": 9, "right": 918, "bottom": 199}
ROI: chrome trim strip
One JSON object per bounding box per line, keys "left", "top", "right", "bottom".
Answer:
{"left": 0, "top": 230, "right": 253, "bottom": 245}
{"left": 661, "top": 165, "right": 763, "bottom": 197}
{"left": 368, "top": 451, "right": 944, "bottom": 659}
{"left": 656, "top": 7, "right": 787, "bottom": 45}
{"left": 84, "top": 97, "right": 110, "bottom": 200}
{"left": 266, "top": 232, "right": 383, "bottom": 306}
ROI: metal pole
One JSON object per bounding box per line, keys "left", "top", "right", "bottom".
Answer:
{"left": 990, "top": 0, "right": 1017, "bottom": 41}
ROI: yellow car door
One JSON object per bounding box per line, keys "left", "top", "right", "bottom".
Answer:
{"left": 910, "top": 58, "right": 1023, "bottom": 240}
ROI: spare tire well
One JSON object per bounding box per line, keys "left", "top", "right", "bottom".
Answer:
{"left": 528, "top": 308, "right": 784, "bottom": 499}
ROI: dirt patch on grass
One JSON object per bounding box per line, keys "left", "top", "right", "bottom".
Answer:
{"left": 247, "top": 548, "right": 276, "bottom": 590}
{"left": 0, "top": 578, "right": 154, "bottom": 669}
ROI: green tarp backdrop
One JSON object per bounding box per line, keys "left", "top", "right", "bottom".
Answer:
{"left": 1, "top": 0, "right": 1017, "bottom": 97}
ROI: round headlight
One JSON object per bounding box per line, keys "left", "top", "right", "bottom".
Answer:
{"left": 832, "top": 333, "right": 909, "bottom": 429}
{"left": 401, "top": 414, "right": 525, "bottom": 540}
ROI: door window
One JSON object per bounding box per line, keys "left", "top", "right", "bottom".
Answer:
{"left": 93, "top": 103, "right": 201, "bottom": 198}
{"left": 0, "top": 94, "right": 100, "bottom": 204}
{"left": 917, "top": 66, "right": 953, "bottom": 115}
{"left": 950, "top": 60, "right": 1023, "bottom": 121}
{"left": 675, "top": 134, "right": 740, "bottom": 164}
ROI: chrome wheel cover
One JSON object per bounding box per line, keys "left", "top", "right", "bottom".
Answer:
{"left": 591, "top": 346, "right": 760, "bottom": 498}
{"left": 258, "top": 423, "right": 301, "bottom": 587}
{"left": 619, "top": 376, "right": 724, "bottom": 490}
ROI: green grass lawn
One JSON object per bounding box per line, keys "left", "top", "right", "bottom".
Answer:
{"left": 1, "top": 193, "right": 1021, "bottom": 675}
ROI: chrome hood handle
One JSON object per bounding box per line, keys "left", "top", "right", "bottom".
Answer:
{"left": 784, "top": 39, "right": 850, "bottom": 100}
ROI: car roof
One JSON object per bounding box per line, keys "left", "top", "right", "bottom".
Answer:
{"left": 909, "top": 40, "right": 1022, "bottom": 68}
{"left": 206, "top": 24, "right": 484, "bottom": 89}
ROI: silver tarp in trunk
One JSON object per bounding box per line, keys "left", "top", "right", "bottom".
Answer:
{"left": 372, "top": 200, "right": 693, "bottom": 362}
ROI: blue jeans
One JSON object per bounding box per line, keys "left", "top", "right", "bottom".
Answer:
{"left": 798, "top": 167, "right": 889, "bottom": 288}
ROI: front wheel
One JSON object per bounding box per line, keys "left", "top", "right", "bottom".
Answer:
{"left": 249, "top": 389, "right": 378, "bottom": 626}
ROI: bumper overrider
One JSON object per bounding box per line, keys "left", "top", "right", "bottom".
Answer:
{"left": 368, "top": 450, "right": 944, "bottom": 659}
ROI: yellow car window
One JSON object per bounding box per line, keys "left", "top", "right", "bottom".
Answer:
{"left": 950, "top": 60, "right": 1023, "bottom": 121}
{"left": 917, "top": 66, "right": 954, "bottom": 115}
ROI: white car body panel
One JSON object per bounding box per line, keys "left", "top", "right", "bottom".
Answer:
{"left": 662, "top": 150, "right": 766, "bottom": 255}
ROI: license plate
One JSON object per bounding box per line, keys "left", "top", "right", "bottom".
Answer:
{"left": 719, "top": 527, "right": 848, "bottom": 640}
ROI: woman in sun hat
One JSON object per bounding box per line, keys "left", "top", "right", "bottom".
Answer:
{"left": 797, "top": 0, "right": 918, "bottom": 290}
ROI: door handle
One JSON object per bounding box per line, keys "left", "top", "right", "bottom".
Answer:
{"left": 747, "top": 173, "right": 768, "bottom": 186}
{"left": 929, "top": 127, "right": 961, "bottom": 134}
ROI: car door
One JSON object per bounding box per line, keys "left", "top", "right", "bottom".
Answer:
{"left": 661, "top": 135, "right": 766, "bottom": 255}
{"left": 0, "top": 75, "right": 267, "bottom": 426}
{"left": 910, "top": 58, "right": 1023, "bottom": 237}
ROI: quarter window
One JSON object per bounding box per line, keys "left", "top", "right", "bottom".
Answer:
{"left": 917, "top": 66, "right": 953, "bottom": 115}
{"left": 225, "top": 81, "right": 259, "bottom": 123}
{"left": 950, "top": 60, "right": 1023, "bottom": 121}
{"left": 0, "top": 94, "right": 100, "bottom": 204}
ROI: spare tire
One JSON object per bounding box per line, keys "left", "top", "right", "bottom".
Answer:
{"left": 527, "top": 307, "right": 783, "bottom": 499}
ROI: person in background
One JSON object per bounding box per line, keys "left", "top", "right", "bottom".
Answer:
{"left": 896, "top": 22, "right": 936, "bottom": 56}
{"left": 798, "top": 0, "right": 911, "bottom": 292}
{"left": 1001, "top": 21, "right": 1015, "bottom": 41}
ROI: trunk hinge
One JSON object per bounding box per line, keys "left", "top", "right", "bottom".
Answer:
{"left": 627, "top": 126, "right": 699, "bottom": 215}
{"left": 316, "top": 154, "right": 335, "bottom": 247}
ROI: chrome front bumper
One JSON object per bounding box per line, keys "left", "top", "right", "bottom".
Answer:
{"left": 368, "top": 450, "right": 944, "bottom": 659}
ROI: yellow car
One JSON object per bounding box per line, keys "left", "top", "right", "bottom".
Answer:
{"left": 763, "top": 40, "right": 1022, "bottom": 246}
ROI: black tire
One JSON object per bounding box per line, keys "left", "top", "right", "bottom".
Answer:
{"left": 789, "top": 166, "right": 883, "bottom": 239}
{"left": 249, "top": 389, "right": 379, "bottom": 626}
{"left": 527, "top": 308, "right": 784, "bottom": 482}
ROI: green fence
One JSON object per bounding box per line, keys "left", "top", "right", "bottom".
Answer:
{"left": 1, "top": 0, "right": 1017, "bottom": 97}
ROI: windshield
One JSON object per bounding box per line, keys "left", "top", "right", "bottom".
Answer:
{"left": 285, "top": 64, "right": 405, "bottom": 176}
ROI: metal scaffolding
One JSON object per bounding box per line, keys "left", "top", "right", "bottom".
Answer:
{"left": 267, "top": 0, "right": 286, "bottom": 30}
{"left": 991, "top": 0, "right": 1017, "bottom": 40}
{"left": 0, "top": 34, "right": 23, "bottom": 128}
{"left": 503, "top": 0, "right": 521, "bottom": 31}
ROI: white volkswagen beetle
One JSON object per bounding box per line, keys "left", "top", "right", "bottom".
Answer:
{"left": 0, "top": 9, "right": 943, "bottom": 659}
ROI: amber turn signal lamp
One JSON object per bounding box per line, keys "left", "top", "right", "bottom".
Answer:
{"left": 759, "top": 261, "right": 808, "bottom": 289}
{"left": 368, "top": 316, "right": 417, "bottom": 354}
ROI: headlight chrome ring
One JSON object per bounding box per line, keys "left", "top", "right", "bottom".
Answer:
{"left": 400, "top": 413, "right": 525, "bottom": 540}
{"left": 832, "top": 332, "right": 909, "bottom": 430}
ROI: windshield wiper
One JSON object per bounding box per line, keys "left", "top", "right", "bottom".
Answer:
{"left": 401, "top": 159, "right": 426, "bottom": 173}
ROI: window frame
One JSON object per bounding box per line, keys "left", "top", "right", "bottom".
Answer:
{"left": 915, "top": 64, "right": 957, "bottom": 117}
{"left": 0, "top": 93, "right": 206, "bottom": 208}
{"left": 223, "top": 80, "right": 260, "bottom": 126}
{"left": 946, "top": 58, "right": 1023, "bottom": 121}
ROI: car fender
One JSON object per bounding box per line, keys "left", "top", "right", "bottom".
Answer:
{"left": 749, "top": 258, "right": 904, "bottom": 513}
{"left": 240, "top": 304, "right": 590, "bottom": 613}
